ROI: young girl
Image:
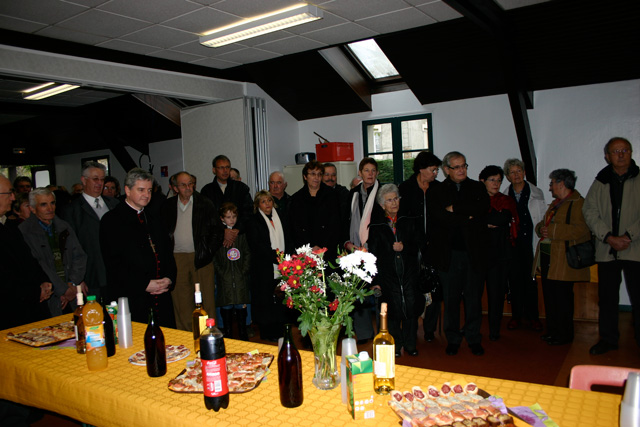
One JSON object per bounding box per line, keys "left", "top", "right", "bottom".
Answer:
{"left": 213, "top": 202, "right": 252, "bottom": 340}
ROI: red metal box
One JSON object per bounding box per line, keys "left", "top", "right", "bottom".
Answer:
{"left": 315, "top": 142, "right": 354, "bottom": 162}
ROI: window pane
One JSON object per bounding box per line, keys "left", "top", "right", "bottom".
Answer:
{"left": 347, "top": 39, "right": 399, "bottom": 80}
{"left": 366, "top": 123, "right": 393, "bottom": 154}
{"left": 401, "top": 118, "right": 429, "bottom": 151}
{"left": 402, "top": 152, "right": 420, "bottom": 182}
{"left": 34, "top": 170, "right": 50, "bottom": 187}
{"left": 369, "top": 153, "right": 394, "bottom": 183}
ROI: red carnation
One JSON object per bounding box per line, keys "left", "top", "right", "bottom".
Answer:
{"left": 329, "top": 299, "right": 339, "bottom": 311}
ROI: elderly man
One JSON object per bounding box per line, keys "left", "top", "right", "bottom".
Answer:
{"left": 201, "top": 155, "right": 253, "bottom": 248}
{"left": 161, "top": 171, "right": 222, "bottom": 331}
{"left": 427, "top": 151, "right": 489, "bottom": 356}
{"left": 64, "top": 161, "right": 119, "bottom": 298}
{"left": 0, "top": 175, "right": 53, "bottom": 329}
{"left": 268, "top": 171, "right": 291, "bottom": 220}
{"left": 19, "top": 188, "right": 87, "bottom": 317}
{"left": 100, "top": 168, "right": 176, "bottom": 326}
{"left": 584, "top": 137, "right": 640, "bottom": 355}
{"left": 502, "top": 159, "right": 546, "bottom": 332}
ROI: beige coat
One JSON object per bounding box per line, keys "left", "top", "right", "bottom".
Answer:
{"left": 534, "top": 190, "right": 591, "bottom": 282}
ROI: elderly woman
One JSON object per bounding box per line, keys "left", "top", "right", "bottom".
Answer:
{"left": 535, "top": 169, "right": 591, "bottom": 346}
{"left": 8, "top": 192, "right": 31, "bottom": 224}
{"left": 368, "top": 184, "right": 421, "bottom": 357}
{"left": 479, "top": 165, "right": 519, "bottom": 341}
{"left": 399, "top": 151, "right": 442, "bottom": 342}
{"left": 246, "top": 190, "right": 289, "bottom": 341}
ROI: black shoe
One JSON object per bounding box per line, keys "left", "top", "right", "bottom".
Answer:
{"left": 406, "top": 349, "right": 419, "bottom": 356}
{"left": 445, "top": 344, "right": 459, "bottom": 356}
{"left": 540, "top": 334, "right": 553, "bottom": 342}
{"left": 489, "top": 334, "right": 500, "bottom": 341}
{"left": 424, "top": 331, "right": 435, "bottom": 342}
{"left": 589, "top": 341, "right": 618, "bottom": 355}
{"left": 548, "top": 338, "right": 573, "bottom": 346}
{"left": 357, "top": 339, "right": 369, "bottom": 345}
{"left": 470, "top": 343, "right": 485, "bottom": 356}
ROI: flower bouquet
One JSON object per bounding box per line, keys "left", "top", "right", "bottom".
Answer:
{"left": 277, "top": 245, "right": 376, "bottom": 389}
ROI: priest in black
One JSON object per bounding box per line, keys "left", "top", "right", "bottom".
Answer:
{"left": 100, "top": 168, "right": 177, "bottom": 327}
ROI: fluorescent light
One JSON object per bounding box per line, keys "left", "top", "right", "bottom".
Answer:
{"left": 23, "top": 84, "right": 80, "bottom": 100}
{"left": 23, "top": 82, "right": 55, "bottom": 93}
{"left": 200, "top": 4, "right": 323, "bottom": 48}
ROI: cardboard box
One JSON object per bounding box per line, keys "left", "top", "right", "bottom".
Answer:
{"left": 346, "top": 354, "right": 375, "bottom": 420}
{"left": 315, "top": 142, "right": 354, "bottom": 162}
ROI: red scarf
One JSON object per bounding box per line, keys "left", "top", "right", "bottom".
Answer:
{"left": 490, "top": 193, "right": 519, "bottom": 245}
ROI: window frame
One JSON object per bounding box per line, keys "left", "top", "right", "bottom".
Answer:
{"left": 362, "top": 113, "right": 433, "bottom": 184}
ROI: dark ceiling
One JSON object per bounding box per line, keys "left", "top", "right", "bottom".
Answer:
{"left": 1, "top": 0, "right": 639, "bottom": 166}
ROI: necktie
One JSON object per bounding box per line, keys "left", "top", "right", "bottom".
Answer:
{"left": 95, "top": 198, "right": 100, "bottom": 209}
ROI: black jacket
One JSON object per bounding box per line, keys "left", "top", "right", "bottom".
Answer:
{"left": 200, "top": 178, "right": 253, "bottom": 232}
{"left": 161, "top": 192, "right": 223, "bottom": 270}
{"left": 398, "top": 174, "right": 440, "bottom": 259}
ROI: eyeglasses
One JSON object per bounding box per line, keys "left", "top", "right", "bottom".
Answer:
{"left": 0, "top": 191, "right": 14, "bottom": 195}
{"left": 177, "top": 182, "right": 193, "bottom": 188}
{"left": 384, "top": 196, "right": 400, "bottom": 204}
{"left": 549, "top": 180, "right": 561, "bottom": 186}
{"left": 447, "top": 163, "right": 468, "bottom": 171}
{"left": 508, "top": 169, "right": 524, "bottom": 175}
{"left": 307, "top": 172, "right": 323, "bottom": 177}
{"left": 609, "top": 148, "right": 631, "bottom": 155}
{"left": 486, "top": 178, "right": 502, "bottom": 183}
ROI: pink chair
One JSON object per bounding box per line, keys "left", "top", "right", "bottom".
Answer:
{"left": 569, "top": 365, "right": 640, "bottom": 391}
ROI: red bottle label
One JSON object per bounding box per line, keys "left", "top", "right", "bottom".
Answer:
{"left": 202, "top": 357, "right": 228, "bottom": 397}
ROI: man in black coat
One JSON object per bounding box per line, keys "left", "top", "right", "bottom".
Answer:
{"left": 427, "top": 151, "right": 489, "bottom": 356}
{"left": 100, "top": 168, "right": 177, "bottom": 327}
{"left": 200, "top": 155, "right": 253, "bottom": 249}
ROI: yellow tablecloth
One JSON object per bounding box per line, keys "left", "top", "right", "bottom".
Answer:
{"left": 1, "top": 316, "right": 620, "bottom": 427}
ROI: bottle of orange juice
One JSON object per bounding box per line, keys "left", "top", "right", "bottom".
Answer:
{"left": 83, "top": 296, "right": 108, "bottom": 371}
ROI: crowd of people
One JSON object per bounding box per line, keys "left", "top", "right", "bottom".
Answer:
{"left": 1, "top": 136, "right": 638, "bottom": 359}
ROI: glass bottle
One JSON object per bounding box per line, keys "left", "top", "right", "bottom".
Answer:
{"left": 73, "top": 286, "right": 85, "bottom": 354}
{"left": 373, "top": 302, "right": 395, "bottom": 395}
{"left": 83, "top": 296, "right": 107, "bottom": 371}
{"left": 100, "top": 297, "right": 116, "bottom": 357}
{"left": 200, "top": 318, "right": 229, "bottom": 411}
{"left": 191, "top": 282, "right": 208, "bottom": 354}
{"left": 278, "top": 324, "right": 303, "bottom": 407}
{"left": 144, "top": 307, "right": 166, "bottom": 377}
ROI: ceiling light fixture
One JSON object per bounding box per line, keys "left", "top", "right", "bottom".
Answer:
{"left": 200, "top": 4, "right": 323, "bottom": 48}
{"left": 23, "top": 83, "right": 80, "bottom": 100}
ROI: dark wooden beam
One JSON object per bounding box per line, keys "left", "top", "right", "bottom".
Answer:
{"left": 318, "top": 47, "right": 372, "bottom": 109}
{"left": 508, "top": 90, "right": 537, "bottom": 185}
{"left": 132, "top": 94, "right": 181, "bottom": 126}
{"left": 108, "top": 143, "right": 138, "bottom": 173}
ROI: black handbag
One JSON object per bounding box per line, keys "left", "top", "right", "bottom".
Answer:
{"left": 564, "top": 202, "right": 596, "bottom": 269}
{"left": 419, "top": 263, "right": 442, "bottom": 300}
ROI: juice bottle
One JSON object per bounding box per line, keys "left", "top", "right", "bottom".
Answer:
{"left": 200, "top": 318, "right": 229, "bottom": 411}
{"left": 83, "top": 296, "right": 108, "bottom": 371}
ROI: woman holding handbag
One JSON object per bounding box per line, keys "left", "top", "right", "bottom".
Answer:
{"left": 534, "top": 169, "right": 591, "bottom": 346}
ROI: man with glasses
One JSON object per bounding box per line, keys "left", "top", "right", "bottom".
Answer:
{"left": 583, "top": 137, "right": 640, "bottom": 355}
{"left": 427, "top": 151, "right": 489, "bottom": 356}
{"left": 161, "top": 171, "right": 222, "bottom": 331}
{"left": 65, "top": 161, "right": 119, "bottom": 298}
{"left": 502, "top": 159, "right": 546, "bottom": 333}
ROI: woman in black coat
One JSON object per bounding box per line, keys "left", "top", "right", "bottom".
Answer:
{"left": 367, "top": 184, "right": 422, "bottom": 357}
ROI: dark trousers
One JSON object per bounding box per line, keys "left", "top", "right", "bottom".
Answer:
{"left": 439, "top": 250, "right": 484, "bottom": 345}
{"left": 352, "top": 296, "right": 376, "bottom": 340}
{"left": 386, "top": 288, "right": 419, "bottom": 352}
{"left": 423, "top": 299, "right": 441, "bottom": 334}
{"left": 508, "top": 240, "right": 539, "bottom": 322}
{"left": 597, "top": 260, "right": 640, "bottom": 346}
{"left": 540, "top": 253, "right": 574, "bottom": 341}
{"left": 486, "top": 261, "right": 509, "bottom": 336}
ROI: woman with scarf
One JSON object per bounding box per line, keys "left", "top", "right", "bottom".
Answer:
{"left": 534, "top": 169, "right": 591, "bottom": 346}
{"left": 368, "top": 184, "right": 421, "bottom": 357}
{"left": 479, "top": 165, "right": 519, "bottom": 341}
{"left": 246, "top": 190, "right": 289, "bottom": 341}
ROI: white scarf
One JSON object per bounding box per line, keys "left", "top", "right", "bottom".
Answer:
{"left": 349, "top": 180, "right": 379, "bottom": 247}
{"left": 259, "top": 208, "right": 285, "bottom": 278}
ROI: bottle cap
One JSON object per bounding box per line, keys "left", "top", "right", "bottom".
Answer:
{"left": 206, "top": 318, "right": 215, "bottom": 327}
{"left": 87, "top": 295, "right": 96, "bottom": 301}
{"left": 110, "top": 301, "right": 117, "bottom": 306}
{"left": 76, "top": 285, "right": 82, "bottom": 294}
{"left": 195, "top": 282, "right": 201, "bottom": 293}
{"left": 358, "top": 351, "right": 370, "bottom": 360}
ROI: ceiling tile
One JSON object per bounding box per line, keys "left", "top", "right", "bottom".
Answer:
{"left": 216, "top": 48, "right": 281, "bottom": 64}
{"left": 303, "top": 22, "right": 377, "bottom": 46}
{"left": 255, "top": 35, "right": 326, "bottom": 56}
{"left": 415, "top": 1, "right": 462, "bottom": 22}
{"left": 287, "top": 10, "right": 348, "bottom": 35}
{"left": 0, "top": 0, "right": 87, "bottom": 24}
{"left": 190, "top": 57, "right": 241, "bottom": 69}
{"left": 495, "top": 0, "right": 552, "bottom": 10}
{"left": 171, "top": 39, "right": 248, "bottom": 57}
{"left": 320, "top": 0, "right": 410, "bottom": 21}
{"left": 163, "top": 7, "right": 238, "bottom": 34}
{"left": 97, "top": 0, "right": 202, "bottom": 24}
{"left": 357, "top": 8, "right": 436, "bottom": 34}
{"left": 122, "top": 25, "right": 196, "bottom": 49}
{"left": 96, "top": 39, "right": 161, "bottom": 55}
{"left": 63, "top": 0, "right": 111, "bottom": 9}
{"left": 210, "top": 0, "right": 305, "bottom": 18}
{"left": 58, "top": 9, "right": 152, "bottom": 38}
{"left": 147, "top": 49, "right": 206, "bottom": 62}
{"left": 36, "top": 26, "right": 110, "bottom": 45}
{"left": 0, "top": 15, "right": 47, "bottom": 33}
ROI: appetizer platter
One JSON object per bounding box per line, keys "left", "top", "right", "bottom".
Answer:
{"left": 388, "top": 382, "right": 517, "bottom": 427}
{"left": 168, "top": 352, "right": 274, "bottom": 394}
{"left": 128, "top": 345, "right": 190, "bottom": 366}
{"left": 7, "top": 320, "right": 75, "bottom": 347}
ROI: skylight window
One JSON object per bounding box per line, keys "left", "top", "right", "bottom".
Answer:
{"left": 347, "top": 39, "right": 399, "bottom": 80}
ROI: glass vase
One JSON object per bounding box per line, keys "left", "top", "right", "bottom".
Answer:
{"left": 308, "top": 324, "right": 341, "bottom": 390}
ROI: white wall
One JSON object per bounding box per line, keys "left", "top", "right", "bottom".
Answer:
{"left": 149, "top": 138, "right": 182, "bottom": 194}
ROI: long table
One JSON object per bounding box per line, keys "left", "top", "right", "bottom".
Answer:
{"left": 1, "top": 315, "right": 621, "bottom": 426}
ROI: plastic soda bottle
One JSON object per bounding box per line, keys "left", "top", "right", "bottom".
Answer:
{"left": 200, "top": 318, "right": 229, "bottom": 411}
{"left": 83, "top": 296, "right": 108, "bottom": 371}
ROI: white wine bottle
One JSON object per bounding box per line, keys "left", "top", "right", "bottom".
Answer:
{"left": 373, "top": 302, "right": 395, "bottom": 395}
{"left": 192, "top": 282, "right": 208, "bottom": 354}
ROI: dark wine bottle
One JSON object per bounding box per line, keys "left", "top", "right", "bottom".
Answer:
{"left": 144, "top": 307, "right": 166, "bottom": 377}
{"left": 200, "top": 318, "right": 229, "bottom": 411}
{"left": 100, "top": 297, "right": 116, "bottom": 357}
{"left": 278, "top": 324, "right": 303, "bottom": 408}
